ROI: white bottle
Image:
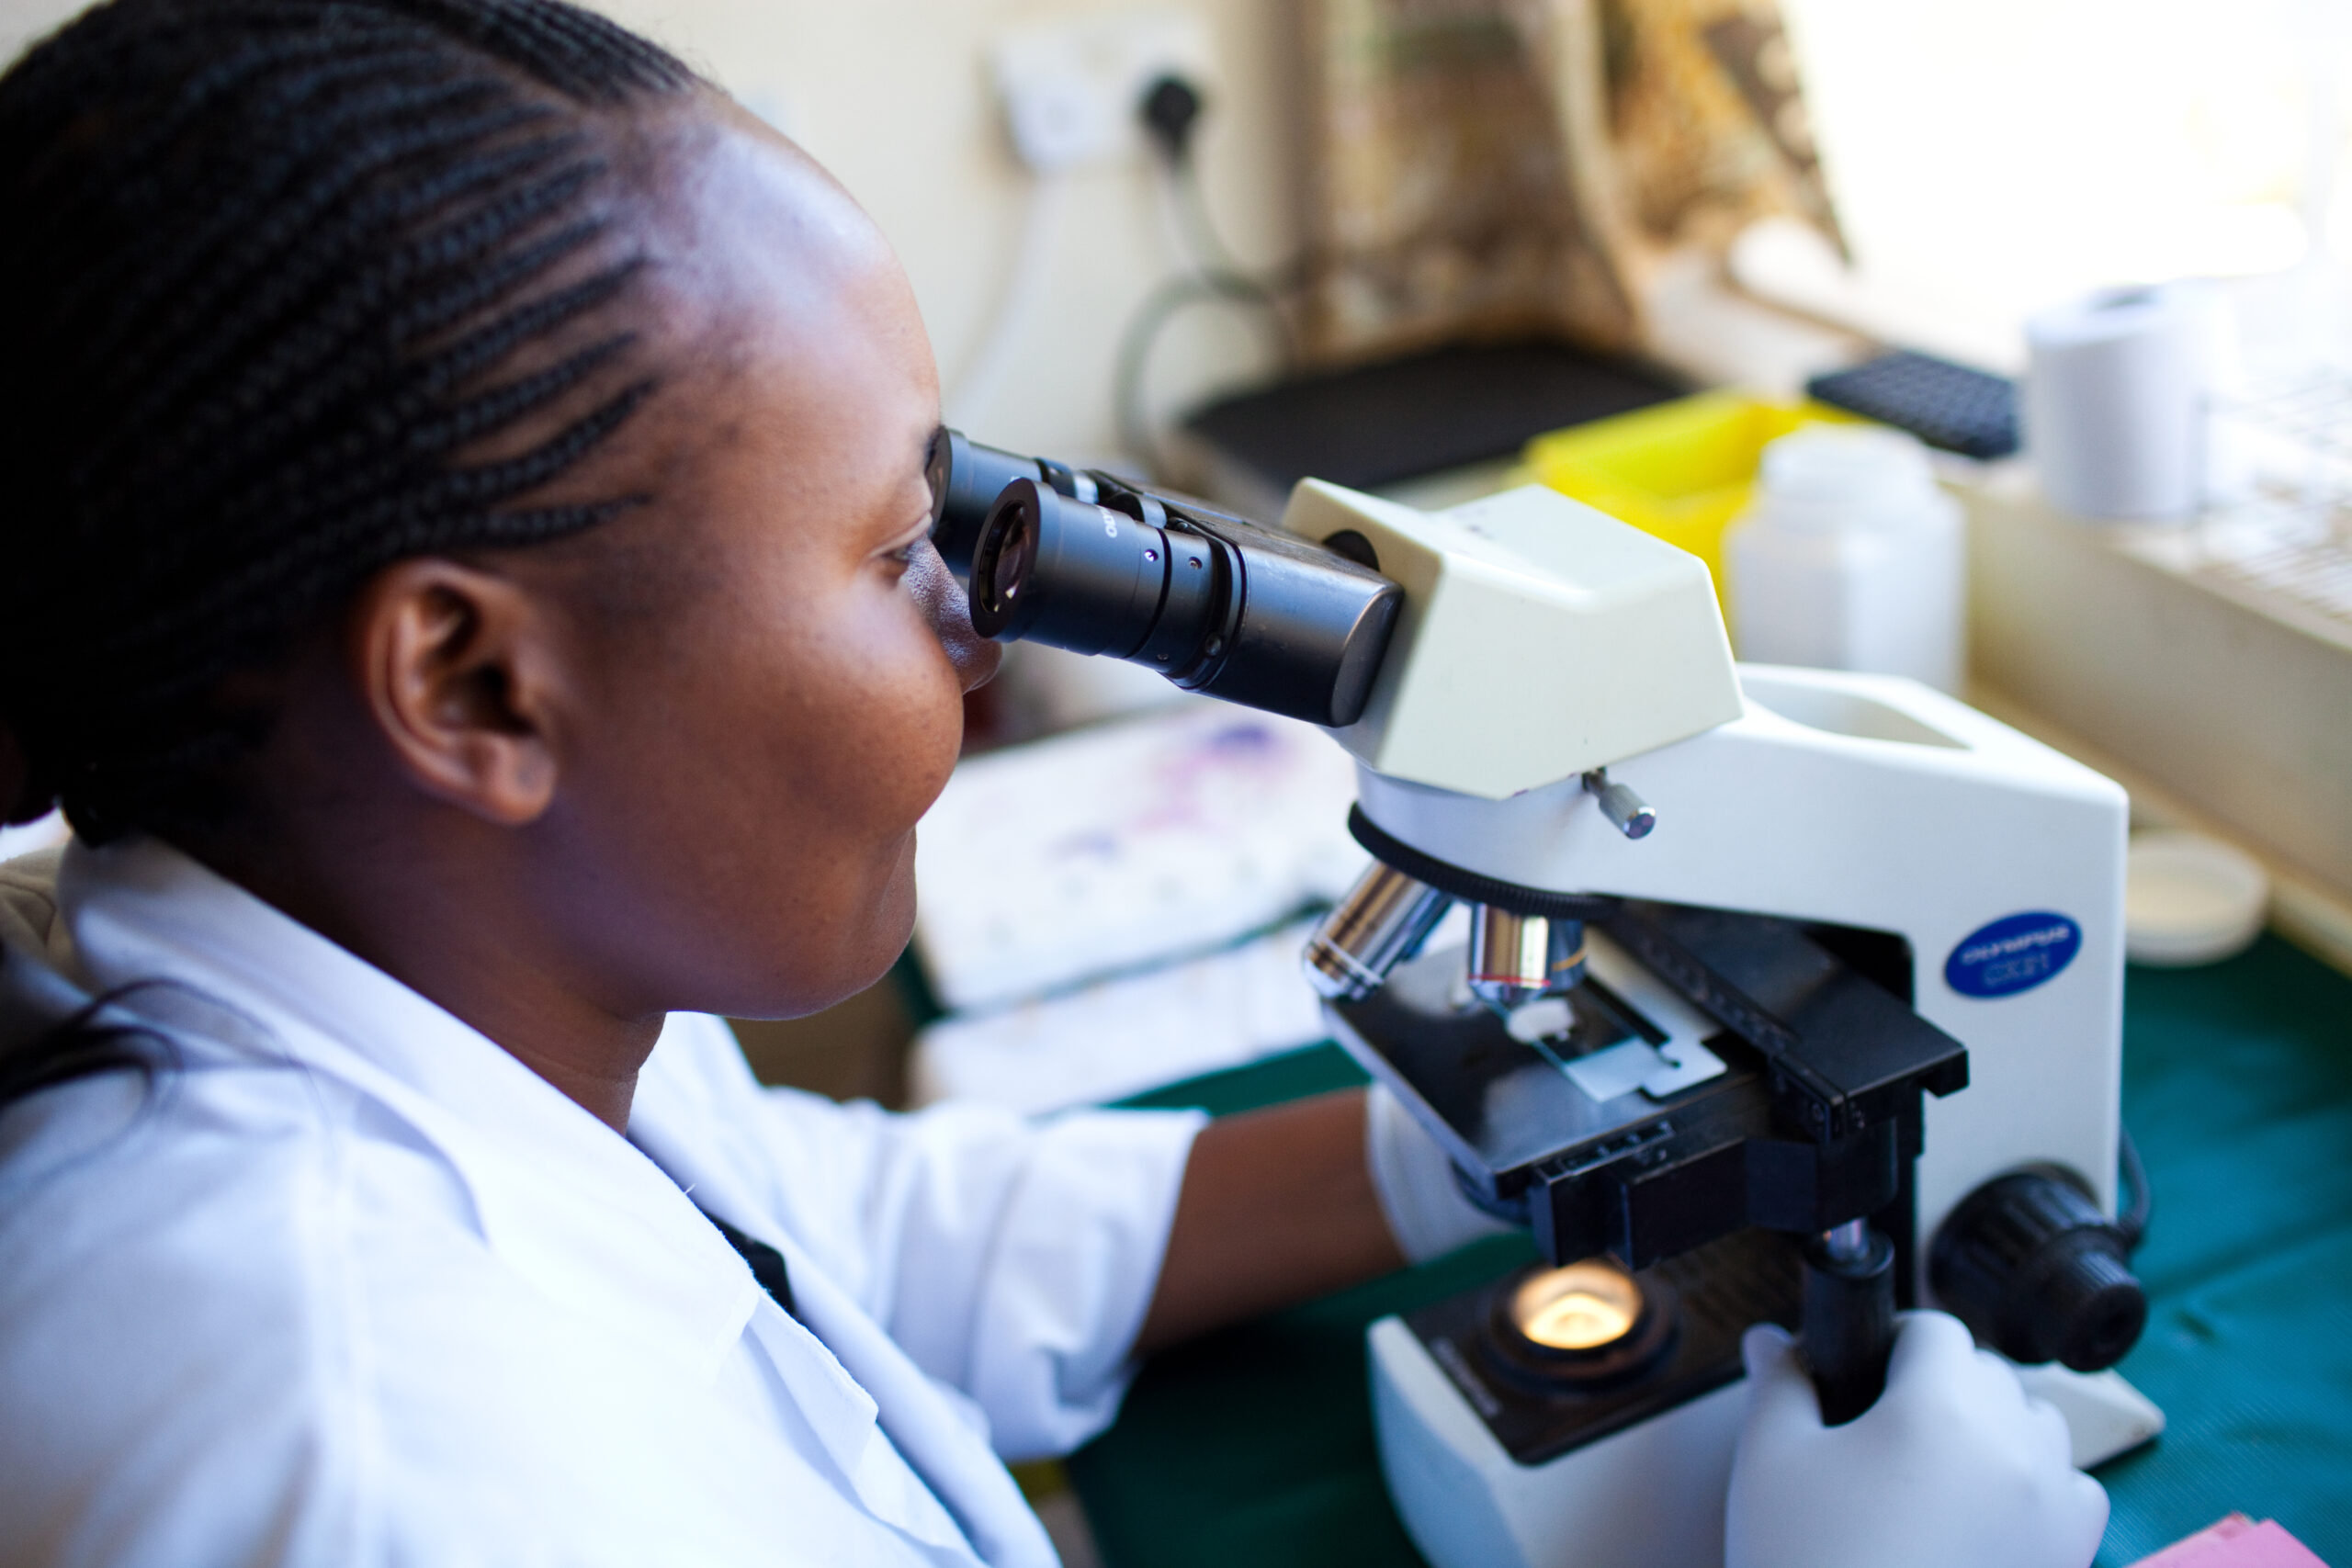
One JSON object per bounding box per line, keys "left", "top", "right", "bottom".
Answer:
{"left": 1726, "top": 425, "right": 1965, "bottom": 693}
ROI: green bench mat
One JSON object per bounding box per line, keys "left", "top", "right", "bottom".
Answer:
{"left": 1071, "top": 934, "right": 2352, "bottom": 1567}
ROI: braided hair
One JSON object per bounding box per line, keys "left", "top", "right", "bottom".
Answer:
{"left": 0, "top": 0, "right": 699, "bottom": 844}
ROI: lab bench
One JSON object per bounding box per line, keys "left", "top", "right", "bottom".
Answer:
{"left": 1072, "top": 933, "right": 2352, "bottom": 1568}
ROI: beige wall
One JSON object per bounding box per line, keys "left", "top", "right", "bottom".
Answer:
{"left": 0, "top": 0, "right": 1298, "bottom": 463}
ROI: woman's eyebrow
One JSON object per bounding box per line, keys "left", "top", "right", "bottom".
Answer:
{"left": 919, "top": 423, "right": 947, "bottom": 507}
{"left": 874, "top": 499, "right": 933, "bottom": 554}
{"left": 908, "top": 422, "right": 950, "bottom": 529}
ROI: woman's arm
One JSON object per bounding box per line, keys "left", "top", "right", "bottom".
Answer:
{"left": 1134, "top": 1089, "right": 1405, "bottom": 1354}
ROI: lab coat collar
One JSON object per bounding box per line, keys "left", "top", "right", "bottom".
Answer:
{"left": 16, "top": 840, "right": 1065, "bottom": 1568}
{"left": 0, "top": 847, "right": 84, "bottom": 1055}
{"left": 631, "top": 1104, "right": 1061, "bottom": 1568}
{"left": 52, "top": 835, "right": 766, "bottom": 1388}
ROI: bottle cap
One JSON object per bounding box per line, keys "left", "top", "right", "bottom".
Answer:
{"left": 1755, "top": 424, "right": 1940, "bottom": 535}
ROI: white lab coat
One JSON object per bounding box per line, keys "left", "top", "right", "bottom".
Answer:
{"left": 0, "top": 838, "right": 1204, "bottom": 1567}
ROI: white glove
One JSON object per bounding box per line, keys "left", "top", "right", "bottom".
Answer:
{"left": 1726, "top": 1311, "right": 2109, "bottom": 1568}
{"left": 1363, "top": 1081, "right": 1514, "bottom": 1264}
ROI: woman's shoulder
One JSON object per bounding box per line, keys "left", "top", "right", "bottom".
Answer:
{"left": 0, "top": 1045, "right": 758, "bottom": 1563}
{"left": 0, "top": 1055, "right": 412, "bottom": 1561}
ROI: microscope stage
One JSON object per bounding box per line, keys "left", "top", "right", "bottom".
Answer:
{"left": 1502, "top": 931, "right": 1729, "bottom": 1103}
{"left": 1329, "top": 899, "right": 1969, "bottom": 1269}
{"left": 1329, "top": 935, "right": 1755, "bottom": 1198}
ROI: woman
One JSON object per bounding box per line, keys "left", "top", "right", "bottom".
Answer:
{"left": 0, "top": 2, "right": 2105, "bottom": 1563}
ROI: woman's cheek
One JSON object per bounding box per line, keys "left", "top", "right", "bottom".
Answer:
{"left": 810, "top": 654, "right": 957, "bottom": 833}
{"left": 876, "top": 594, "right": 970, "bottom": 795}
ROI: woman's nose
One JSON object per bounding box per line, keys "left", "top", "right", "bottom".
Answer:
{"left": 908, "top": 537, "right": 1002, "bottom": 693}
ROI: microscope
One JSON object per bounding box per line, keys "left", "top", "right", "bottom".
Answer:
{"left": 929, "top": 432, "right": 2163, "bottom": 1568}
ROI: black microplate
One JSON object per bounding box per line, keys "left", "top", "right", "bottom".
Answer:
{"left": 1805, "top": 349, "right": 2018, "bottom": 460}
{"left": 1182, "top": 340, "right": 1684, "bottom": 495}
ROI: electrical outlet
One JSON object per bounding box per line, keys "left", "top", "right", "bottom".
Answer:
{"left": 991, "top": 11, "right": 1213, "bottom": 174}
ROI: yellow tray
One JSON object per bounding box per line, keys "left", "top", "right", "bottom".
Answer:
{"left": 1522, "top": 391, "right": 1859, "bottom": 627}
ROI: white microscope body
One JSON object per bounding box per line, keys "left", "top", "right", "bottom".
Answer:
{"left": 1274, "top": 480, "right": 2163, "bottom": 1568}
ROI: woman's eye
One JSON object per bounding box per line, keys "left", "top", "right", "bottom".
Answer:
{"left": 886, "top": 526, "right": 934, "bottom": 569}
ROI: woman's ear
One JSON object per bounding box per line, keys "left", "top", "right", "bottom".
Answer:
{"left": 348, "top": 559, "right": 571, "bottom": 826}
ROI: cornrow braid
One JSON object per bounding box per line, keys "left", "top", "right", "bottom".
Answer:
{"left": 0, "top": 0, "right": 699, "bottom": 842}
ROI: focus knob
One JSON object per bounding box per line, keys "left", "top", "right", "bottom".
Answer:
{"left": 1929, "top": 1169, "right": 2147, "bottom": 1372}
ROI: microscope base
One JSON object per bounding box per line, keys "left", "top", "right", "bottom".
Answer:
{"left": 1370, "top": 1314, "right": 1742, "bottom": 1568}
{"left": 2015, "top": 1362, "right": 2166, "bottom": 1468}
{"left": 1368, "top": 1314, "right": 2165, "bottom": 1568}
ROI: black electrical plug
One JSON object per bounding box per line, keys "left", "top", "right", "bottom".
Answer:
{"left": 1139, "top": 73, "right": 1204, "bottom": 164}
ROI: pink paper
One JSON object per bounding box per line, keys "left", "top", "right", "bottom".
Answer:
{"left": 2129, "top": 1515, "right": 2332, "bottom": 1568}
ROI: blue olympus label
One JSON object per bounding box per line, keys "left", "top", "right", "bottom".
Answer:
{"left": 1945, "top": 912, "right": 2082, "bottom": 998}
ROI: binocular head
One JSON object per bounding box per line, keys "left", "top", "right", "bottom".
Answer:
{"left": 926, "top": 429, "right": 1401, "bottom": 730}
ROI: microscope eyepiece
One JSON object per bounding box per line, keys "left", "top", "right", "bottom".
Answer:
{"left": 936, "top": 429, "right": 1404, "bottom": 728}
{"left": 927, "top": 428, "right": 1098, "bottom": 574}
{"left": 979, "top": 490, "right": 1038, "bottom": 620}
{"left": 969, "top": 479, "right": 1207, "bottom": 660}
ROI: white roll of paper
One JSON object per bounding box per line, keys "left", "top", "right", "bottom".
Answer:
{"left": 2024, "top": 286, "right": 2206, "bottom": 521}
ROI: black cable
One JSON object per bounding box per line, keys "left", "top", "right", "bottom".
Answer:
{"left": 1163, "top": 147, "right": 1245, "bottom": 280}
{"left": 1115, "top": 71, "right": 1311, "bottom": 475}
{"left": 1139, "top": 73, "right": 1240, "bottom": 277}
{"left": 2116, "top": 1122, "right": 2152, "bottom": 1253}
{"left": 1113, "top": 266, "right": 1294, "bottom": 472}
